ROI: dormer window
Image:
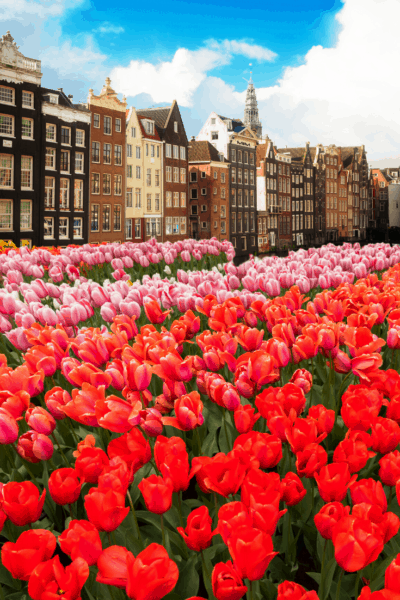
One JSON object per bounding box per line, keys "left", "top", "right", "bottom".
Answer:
{"left": 48, "top": 94, "right": 58, "bottom": 104}
{"left": 227, "top": 120, "right": 232, "bottom": 130}
{"left": 144, "top": 120, "right": 154, "bottom": 135}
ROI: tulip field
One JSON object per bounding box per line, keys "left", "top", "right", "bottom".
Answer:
{"left": 2, "top": 239, "right": 400, "bottom": 600}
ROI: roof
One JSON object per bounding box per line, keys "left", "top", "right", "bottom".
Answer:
{"left": 136, "top": 107, "right": 171, "bottom": 131}
{"left": 188, "top": 140, "right": 223, "bottom": 163}
{"left": 137, "top": 116, "right": 161, "bottom": 141}
{"left": 218, "top": 115, "right": 245, "bottom": 131}
{"left": 277, "top": 145, "right": 365, "bottom": 169}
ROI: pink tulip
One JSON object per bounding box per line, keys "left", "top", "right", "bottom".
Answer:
{"left": 0, "top": 408, "right": 19, "bottom": 444}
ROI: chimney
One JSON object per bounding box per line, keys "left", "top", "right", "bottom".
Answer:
{"left": 306, "top": 141, "right": 310, "bottom": 150}
{"left": 68, "top": 94, "right": 73, "bottom": 99}
{"left": 58, "top": 88, "right": 63, "bottom": 92}
{"left": 191, "top": 136, "right": 195, "bottom": 141}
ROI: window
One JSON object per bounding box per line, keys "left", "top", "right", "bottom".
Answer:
{"left": 232, "top": 189, "right": 236, "bottom": 207}
{"left": 166, "top": 216, "right": 172, "bottom": 235}
{"left": 180, "top": 217, "right": 186, "bottom": 234}
{"left": 59, "top": 217, "right": 69, "bottom": 239}
{"left": 60, "top": 150, "right": 69, "bottom": 173}
{"left": 127, "top": 165, "right": 132, "bottom": 178}
{"left": 242, "top": 236, "right": 247, "bottom": 251}
{"left": 244, "top": 170, "right": 248, "bottom": 185}
{"left": 104, "top": 116, "right": 112, "bottom": 135}
{"left": 0, "top": 87, "right": 14, "bottom": 105}
{"left": 75, "top": 152, "right": 84, "bottom": 173}
{"left": 221, "top": 205, "right": 226, "bottom": 218}
{"left": 173, "top": 145, "right": 179, "bottom": 159}
{"left": 238, "top": 189, "right": 243, "bottom": 207}
{"left": 231, "top": 212, "right": 236, "bottom": 233}
{"left": 201, "top": 171, "right": 206, "bottom": 178}
{"left": 181, "top": 192, "right": 186, "bottom": 207}
{"left": 61, "top": 127, "right": 71, "bottom": 145}
{"left": 250, "top": 212, "right": 255, "bottom": 232}
{"left": 0, "top": 200, "right": 12, "bottom": 230}
{"left": 91, "top": 173, "right": 100, "bottom": 194}
{"left": 201, "top": 205, "right": 207, "bottom": 212}
{"left": 103, "top": 205, "right": 111, "bottom": 231}
{"left": 250, "top": 154, "right": 254, "bottom": 166}
{"left": 221, "top": 187, "right": 226, "bottom": 198}
{"left": 126, "top": 189, "right": 133, "bottom": 208}
{"left": 44, "top": 216, "right": 54, "bottom": 238}
{"left": 73, "top": 217, "right": 83, "bottom": 239}
{"left": 135, "top": 189, "right": 141, "bottom": 208}
{"left": 146, "top": 168, "right": 151, "bottom": 186}
{"left": 74, "top": 180, "right": 83, "bottom": 210}
{"left": 114, "top": 145, "right": 122, "bottom": 166}
{"left": 250, "top": 190, "right": 254, "bottom": 207}
{"left": 135, "top": 218, "right": 141, "bottom": 239}
{"left": 173, "top": 167, "right": 179, "bottom": 183}
{"left": 93, "top": 114, "right": 100, "bottom": 128}
{"left": 173, "top": 121, "right": 178, "bottom": 133}
{"left": 103, "top": 173, "right": 111, "bottom": 195}
{"left": 238, "top": 212, "right": 243, "bottom": 233}
{"left": 250, "top": 171, "right": 254, "bottom": 185}
{"left": 213, "top": 204, "right": 217, "bottom": 213}
{"left": 180, "top": 168, "right": 186, "bottom": 183}
{"left": 46, "top": 123, "right": 56, "bottom": 142}
{"left": 155, "top": 170, "right": 160, "bottom": 186}
{"left": 154, "top": 194, "right": 160, "bottom": 211}
{"left": 75, "top": 129, "right": 85, "bottom": 147}
{"left": 90, "top": 204, "right": 99, "bottom": 232}
{"left": 103, "top": 143, "right": 111, "bottom": 164}
{"left": 60, "top": 179, "right": 70, "bottom": 210}
{"left": 166, "top": 192, "right": 172, "bottom": 207}
{"left": 191, "top": 205, "right": 199, "bottom": 216}
{"left": 166, "top": 144, "right": 172, "bottom": 158}
{"left": 166, "top": 166, "right": 172, "bottom": 182}
{"left": 114, "top": 205, "right": 121, "bottom": 231}
{"left": 114, "top": 175, "right": 122, "bottom": 195}
{"left": 115, "top": 118, "right": 121, "bottom": 133}
{"left": 238, "top": 169, "right": 242, "bottom": 184}
{"left": 244, "top": 212, "right": 249, "bottom": 233}
{"left": 201, "top": 188, "right": 207, "bottom": 196}
{"left": 151, "top": 145, "right": 155, "bottom": 158}
{"left": 92, "top": 141, "right": 100, "bottom": 163}
{"left": 147, "top": 194, "right": 152, "bottom": 211}
{"left": 173, "top": 217, "right": 179, "bottom": 234}
{"left": 44, "top": 177, "right": 55, "bottom": 209}
{"left": 179, "top": 146, "right": 186, "bottom": 160}
{"left": 136, "top": 166, "right": 141, "bottom": 179}
{"left": 191, "top": 188, "right": 198, "bottom": 200}
{"left": 157, "top": 146, "right": 160, "bottom": 158}
{"left": 21, "top": 156, "right": 32, "bottom": 189}
{"left": 231, "top": 168, "right": 236, "bottom": 183}
{"left": 173, "top": 192, "right": 179, "bottom": 207}
{"left": 212, "top": 131, "right": 218, "bottom": 140}
{"left": 244, "top": 190, "right": 249, "bottom": 207}
{"left": 0, "top": 115, "right": 16, "bottom": 142}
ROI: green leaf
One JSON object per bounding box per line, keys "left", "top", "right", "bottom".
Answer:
{"left": 174, "top": 554, "right": 199, "bottom": 599}
{"left": 201, "top": 430, "right": 219, "bottom": 457}
{"left": 320, "top": 558, "right": 337, "bottom": 600}
{"left": 260, "top": 578, "right": 278, "bottom": 600}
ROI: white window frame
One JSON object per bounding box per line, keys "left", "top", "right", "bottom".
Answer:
{"left": 21, "top": 117, "right": 33, "bottom": 139}
{"left": 75, "top": 152, "right": 84, "bottom": 173}
{"left": 0, "top": 87, "right": 15, "bottom": 106}
{"left": 44, "top": 216, "right": 54, "bottom": 238}
{"left": 115, "top": 118, "right": 121, "bottom": 133}
{"left": 0, "top": 200, "right": 12, "bottom": 230}
{"left": 61, "top": 126, "right": 71, "bottom": 146}
{"left": 21, "top": 156, "right": 33, "bottom": 190}
{"left": 174, "top": 121, "right": 178, "bottom": 133}
{"left": 76, "top": 129, "right": 85, "bottom": 147}
{"left": 173, "top": 145, "right": 179, "bottom": 159}
{"left": 181, "top": 192, "right": 186, "bottom": 207}
{"left": 60, "top": 178, "right": 70, "bottom": 210}
{"left": 20, "top": 200, "right": 32, "bottom": 230}
{"left": 74, "top": 180, "right": 83, "bottom": 210}
{"left": 73, "top": 217, "right": 83, "bottom": 238}
{"left": 60, "top": 150, "right": 70, "bottom": 173}
{"left": 46, "top": 123, "right": 56, "bottom": 142}
{"left": 0, "top": 114, "right": 14, "bottom": 137}
{"left": 166, "top": 144, "right": 172, "bottom": 158}
{"left": 104, "top": 116, "right": 112, "bottom": 135}
{"left": 45, "top": 177, "right": 55, "bottom": 209}
{"left": 126, "top": 218, "right": 133, "bottom": 240}
{"left": 180, "top": 216, "right": 186, "bottom": 234}
{"left": 93, "top": 114, "right": 100, "bottom": 128}
{"left": 59, "top": 216, "right": 69, "bottom": 239}
{"left": 180, "top": 146, "right": 186, "bottom": 160}
{"left": 166, "top": 216, "right": 172, "bottom": 235}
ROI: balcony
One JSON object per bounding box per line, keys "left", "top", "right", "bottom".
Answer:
{"left": 17, "top": 57, "right": 41, "bottom": 72}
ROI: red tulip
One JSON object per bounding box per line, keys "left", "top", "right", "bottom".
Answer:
{"left": 341, "top": 385, "right": 383, "bottom": 431}
{"left": 0, "top": 407, "right": 19, "bottom": 444}
{"left": 281, "top": 472, "right": 307, "bottom": 506}
{"left": 314, "top": 463, "right": 357, "bottom": 503}
{"left": 177, "top": 505, "right": 214, "bottom": 551}
{"left": 350, "top": 479, "right": 387, "bottom": 512}
{"left": 95, "top": 394, "right": 135, "bottom": 433}
{"left": 63, "top": 382, "right": 103, "bottom": 427}
{"left": 371, "top": 417, "right": 400, "bottom": 454}
{"left": 333, "top": 438, "right": 375, "bottom": 474}
{"left": 75, "top": 446, "right": 109, "bottom": 484}
{"left": 385, "top": 553, "right": 400, "bottom": 592}
{"left": 44, "top": 386, "right": 71, "bottom": 420}
{"left": 154, "top": 435, "right": 194, "bottom": 493}
{"left": 17, "top": 431, "right": 54, "bottom": 463}
{"left": 162, "top": 391, "right": 204, "bottom": 431}
{"left": 84, "top": 487, "right": 129, "bottom": 532}
{"left": 286, "top": 417, "right": 326, "bottom": 454}
{"left": 332, "top": 515, "right": 384, "bottom": 572}
{"left": 2, "top": 529, "right": 56, "bottom": 581}
{"left": 314, "top": 502, "right": 351, "bottom": 540}
{"left": 140, "top": 407, "right": 163, "bottom": 437}
{"left": 277, "top": 581, "right": 319, "bottom": 600}
{"left": 28, "top": 556, "right": 89, "bottom": 600}
{"left": 48, "top": 468, "right": 82, "bottom": 505}
{"left": 379, "top": 451, "right": 400, "bottom": 487}
{"left": 212, "top": 561, "right": 247, "bottom": 600}
{"left": 227, "top": 525, "right": 278, "bottom": 580}
{"left": 217, "top": 501, "right": 253, "bottom": 545}
{"left": 107, "top": 427, "right": 151, "bottom": 475}
{"left": 0, "top": 389, "right": 30, "bottom": 419}
{"left": 308, "top": 405, "right": 335, "bottom": 435}
{"left": 144, "top": 300, "right": 170, "bottom": 324}
{"left": 296, "top": 443, "right": 328, "bottom": 478}
{"left": 233, "top": 431, "right": 282, "bottom": 470}
{"left": 233, "top": 404, "right": 261, "bottom": 434}
{"left": 241, "top": 469, "right": 282, "bottom": 506}
{"left": 202, "top": 453, "right": 247, "bottom": 498}
{"left": 126, "top": 543, "right": 179, "bottom": 600}
{"left": 58, "top": 520, "right": 102, "bottom": 566}
{"left": 25, "top": 406, "right": 56, "bottom": 436}
{"left": 247, "top": 490, "right": 287, "bottom": 536}
{"left": 98, "top": 456, "right": 133, "bottom": 496}
{"left": 1, "top": 481, "right": 46, "bottom": 526}
{"left": 96, "top": 545, "right": 134, "bottom": 589}
{"left": 138, "top": 475, "right": 173, "bottom": 515}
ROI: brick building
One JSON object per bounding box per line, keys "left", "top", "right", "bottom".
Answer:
{"left": 338, "top": 167, "right": 349, "bottom": 239}
{"left": 188, "top": 140, "right": 229, "bottom": 241}
{"left": 290, "top": 161, "right": 304, "bottom": 246}
{"left": 324, "top": 147, "right": 340, "bottom": 242}
{"left": 276, "top": 151, "right": 291, "bottom": 248}
{"left": 370, "top": 169, "right": 390, "bottom": 233}
{"left": 87, "top": 78, "right": 127, "bottom": 244}
{"left": 136, "top": 101, "right": 188, "bottom": 242}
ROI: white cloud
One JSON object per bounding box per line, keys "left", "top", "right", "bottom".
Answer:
{"left": 111, "top": 39, "right": 276, "bottom": 107}
{"left": 42, "top": 37, "right": 107, "bottom": 80}
{"left": 0, "top": 0, "right": 82, "bottom": 20}
{"left": 93, "top": 22, "right": 124, "bottom": 35}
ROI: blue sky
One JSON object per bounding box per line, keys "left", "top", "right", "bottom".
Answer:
{"left": 2, "top": 0, "right": 399, "bottom": 164}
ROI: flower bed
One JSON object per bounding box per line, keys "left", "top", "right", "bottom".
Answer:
{"left": 0, "top": 244, "right": 400, "bottom": 599}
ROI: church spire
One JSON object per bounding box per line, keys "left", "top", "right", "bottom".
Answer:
{"left": 244, "top": 69, "right": 262, "bottom": 139}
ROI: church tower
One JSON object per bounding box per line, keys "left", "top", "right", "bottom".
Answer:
{"left": 244, "top": 74, "right": 262, "bottom": 139}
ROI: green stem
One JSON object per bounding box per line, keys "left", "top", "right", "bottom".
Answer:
{"left": 335, "top": 568, "right": 344, "bottom": 600}
{"left": 67, "top": 417, "right": 79, "bottom": 444}
{"left": 160, "top": 514, "right": 166, "bottom": 548}
{"left": 213, "top": 492, "right": 219, "bottom": 523}
{"left": 195, "top": 427, "right": 202, "bottom": 455}
{"left": 223, "top": 408, "right": 229, "bottom": 447}
{"left": 4, "top": 444, "right": 16, "bottom": 471}
{"left": 201, "top": 549, "right": 211, "bottom": 582}
{"left": 354, "top": 571, "right": 361, "bottom": 600}
{"left": 127, "top": 490, "right": 144, "bottom": 550}
{"left": 310, "top": 478, "right": 315, "bottom": 520}
{"left": 319, "top": 539, "right": 328, "bottom": 600}
{"left": 51, "top": 432, "right": 70, "bottom": 468}
{"left": 248, "top": 579, "right": 254, "bottom": 600}
{"left": 389, "top": 486, "right": 394, "bottom": 508}
{"left": 335, "top": 371, "right": 352, "bottom": 423}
